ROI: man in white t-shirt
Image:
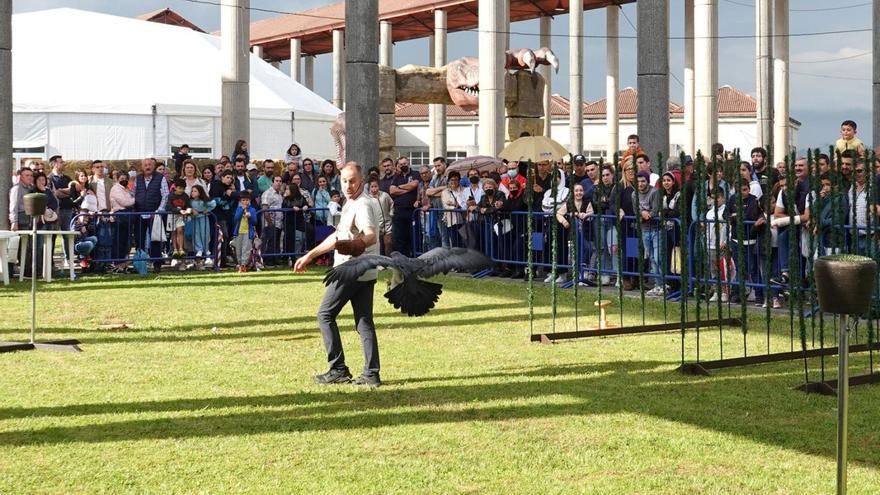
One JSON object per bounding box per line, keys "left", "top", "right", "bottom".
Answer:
{"left": 294, "top": 162, "right": 381, "bottom": 387}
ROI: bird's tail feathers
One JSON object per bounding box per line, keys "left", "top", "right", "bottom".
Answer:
{"left": 384, "top": 277, "right": 443, "bottom": 317}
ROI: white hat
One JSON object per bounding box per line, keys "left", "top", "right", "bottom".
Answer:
{"left": 81, "top": 194, "right": 98, "bottom": 213}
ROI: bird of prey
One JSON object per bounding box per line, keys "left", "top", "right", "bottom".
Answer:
{"left": 323, "top": 247, "right": 493, "bottom": 317}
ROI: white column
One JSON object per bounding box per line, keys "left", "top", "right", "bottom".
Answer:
{"left": 606, "top": 7, "right": 619, "bottom": 159}
{"left": 379, "top": 20, "right": 393, "bottom": 67}
{"left": 501, "top": 0, "right": 510, "bottom": 52}
{"left": 252, "top": 45, "right": 263, "bottom": 59}
{"left": 756, "top": 0, "right": 773, "bottom": 148}
{"left": 0, "top": 0, "right": 11, "bottom": 229}
{"left": 694, "top": 0, "right": 717, "bottom": 156}
{"left": 773, "top": 0, "right": 789, "bottom": 164}
{"left": 684, "top": 0, "right": 695, "bottom": 155}
{"left": 539, "top": 15, "right": 552, "bottom": 137}
{"left": 332, "top": 29, "right": 345, "bottom": 109}
{"left": 478, "top": 0, "right": 504, "bottom": 156}
{"left": 429, "top": 10, "right": 447, "bottom": 160}
{"left": 290, "top": 38, "right": 301, "bottom": 83}
{"left": 569, "top": 0, "right": 584, "bottom": 154}
{"left": 221, "top": 0, "right": 249, "bottom": 157}
{"left": 303, "top": 55, "right": 315, "bottom": 90}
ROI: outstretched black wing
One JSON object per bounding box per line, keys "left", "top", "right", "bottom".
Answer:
{"left": 415, "top": 247, "right": 493, "bottom": 278}
{"left": 323, "top": 255, "right": 398, "bottom": 286}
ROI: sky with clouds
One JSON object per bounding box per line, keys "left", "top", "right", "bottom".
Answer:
{"left": 14, "top": 0, "right": 875, "bottom": 149}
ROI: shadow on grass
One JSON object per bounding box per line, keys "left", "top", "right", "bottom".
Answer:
{"left": 0, "top": 302, "right": 522, "bottom": 344}
{"left": 0, "top": 359, "right": 877, "bottom": 469}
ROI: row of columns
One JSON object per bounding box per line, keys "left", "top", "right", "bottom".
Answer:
{"left": 244, "top": 0, "right": 830, "bottom": 164}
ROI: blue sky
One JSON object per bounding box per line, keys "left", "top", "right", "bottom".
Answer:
{"left": 15, "top": 0, "right": 875, "bottom": 149}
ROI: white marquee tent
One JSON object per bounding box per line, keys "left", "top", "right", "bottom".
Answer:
{"left": 11, "top": 8, "right": 341, "bottom": 162}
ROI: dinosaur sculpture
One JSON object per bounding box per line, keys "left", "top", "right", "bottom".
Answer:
{"left": 331, "top": 48, "right": 557, "bottom": 163}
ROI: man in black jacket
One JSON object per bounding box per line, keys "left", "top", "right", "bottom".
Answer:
{"left": 172, "top": 144, "right": 191, "bottom": 177}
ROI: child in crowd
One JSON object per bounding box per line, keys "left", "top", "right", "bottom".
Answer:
{"left": 835, "top": 119, "right": 865, "bottom": 156}
{"left": 327, "top": 190, "right": 343, "bottom": 228}
{"left": 232, "top": 191, "right": 257, "bottom": 273}
{"left": 705, "top": 188, "right": 729, "bottom": 302}
{"left": 73, "top": 197, "right": 99, "bottom": 269}
{"left": 167, "top": 178, "right": 191, "bottom": 265}
{"left": 189, "top": 185, "right": 216, "bottom": 270}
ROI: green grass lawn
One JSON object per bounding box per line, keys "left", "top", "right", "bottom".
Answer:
{"left": 0, "top": 269, "right": 878, "bottom": 494}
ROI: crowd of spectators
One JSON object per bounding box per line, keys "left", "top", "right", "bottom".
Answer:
{"left": 6, "top": 120, "right": 877, "bottom": 310}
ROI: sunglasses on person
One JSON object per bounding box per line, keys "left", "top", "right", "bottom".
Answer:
{"left": 856, "top": 169, "right": 866, "bottom": 174}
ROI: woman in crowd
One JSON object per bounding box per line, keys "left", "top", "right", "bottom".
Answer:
{"left": 110, "top": 171, "right": 136, "bottom": 273}
{"left": 658, "top": 172, "right": 681, "bottom": 292}
{"left": 554, "top": 182, "right": 592, "bottom": 284}
{"left": 202, "top": 166, "right": 222, "bottom": 197}
{"left": 738, "top": 161, "right": 763, "bottom": 200}
{"left": 591, "top": 165, "right": 620, "bottom": 286}
{"left": 499, "top": 174, "right": 527, "bottom": 279}
{"left": 69, "top": 169, "right": 90, "bottom": 210}
{"left": 180, "top": 159, "right": 206, "bottom": 195}
{"left": 441, "top": 170, "right": 466, "bottom": 249}
{"left": 312, "top": 175, "right": 331, "bottom": 225}
{"left": 477, "top": 178, "right": 507, "bottom": 273}
{"left": 319, "top": 159, "right": 340, "bottom": 192}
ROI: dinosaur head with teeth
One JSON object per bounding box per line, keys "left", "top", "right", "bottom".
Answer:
{"left": 446, "top": 56, "right": 480, "bottom": 111}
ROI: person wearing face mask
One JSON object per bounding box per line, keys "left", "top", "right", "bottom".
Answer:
{"left": 110, "top": 171, "right": 136, "bottom": 273}
{"left": 499, "top": 160, "right": 526, "bottom": 196}
{"left": 477, "top": 178, "right": 507, "bottom": 274}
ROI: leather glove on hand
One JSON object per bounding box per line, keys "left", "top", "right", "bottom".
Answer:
{"left": 335, "top": 239, "right": 366, "bottom": 256}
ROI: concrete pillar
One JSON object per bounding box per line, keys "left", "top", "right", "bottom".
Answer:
{"left": 303, "top": 55, "right": 315, "bottom": 90}
{"left": 379, "top": 20, "right": 393, "bottom": 67}
{"left": 569, "top": 0, "right": 584, "bottom": 154}
{"left": 221, "top": 0, "right": 249, "bottom": 159}
{"left": 252, "top": 45, "right": 263, "bottom": 59}
{"left": 345, "top": 0, "right": 379, "bottom": 168}
{"left": 429, "top": 9, "right": 447, "bottom": 160}
{"left": 875, "top": 0, "right": 880, "bottom": 149}
{"left": 693, "top": 0, "right": 717, "bottom": 157}
{"left": 637, "top": 0, "right": 670, "bottom": 158}
{"left": 606, "top": 6, "right": 619, "bottom": 159}
{"left": 478, "top": 0, "right": 504, "bottom": 156}
{"left": 773, "top": 0, "right": 789, "bottom": 163}
{"left": 0, "top": 0, "right": 11, "bottom": 229}
{"left": 290, "top": 38, "right": 301, "bottom": 83}
{"left": 684, "top": 0, "right": 695, "bottom": 155}
{"left": 756, "top": 0, "right": 773, "bottom": 148}
{"left": 501, "top": 0, "right": 510, "bottom": 52}
{"left": 539, "top": 15, "right": 552, "bottom": 137}
{"left": 332, "top": 29, "right": 345, "bottom": 109}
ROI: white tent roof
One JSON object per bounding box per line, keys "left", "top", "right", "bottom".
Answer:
{"left": 11, "top": 8, "right": 341, "bottom": 120}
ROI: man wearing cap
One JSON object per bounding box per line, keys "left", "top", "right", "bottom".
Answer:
{"left": 173, "top": 144, "right": 191, "bottom": 177}
{"left": 246, "top": 162, "right": 263, "bottom": 205}
{"left": 571, "top": 154, "right": 596, "bottom": 203}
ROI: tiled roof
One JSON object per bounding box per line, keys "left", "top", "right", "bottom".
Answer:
{"left": 584, "top": 87, "right": 682, "bottom": 117}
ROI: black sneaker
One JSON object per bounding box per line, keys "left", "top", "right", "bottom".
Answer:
{"left": 314, "top": 368, "right": 353, "bottom": 385}
{"left": 353, "top": 373, "right": 381, "bottom": 388}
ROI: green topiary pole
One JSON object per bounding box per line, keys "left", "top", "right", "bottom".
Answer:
{"left": 634, "top": 160, "right": 645, "bottom": 326}
{"left": 695, "top": 151, "right": 706, "bottom": 360}
{"left": 568, "top": 168, "right": 579, "bottom": 333}
{"left": 550, "top": 163, "right": 559, "bottom": 335}
{"left": 734, "top": 150, "right": 747, "bottom": 355}
{"left": 679, "top": 151, "right": 689, "bottom": 365}
{"left": 615, "top": 160, "right": 624, "bottom": 327}
{"left": 526, "top": 161, "right": 535, "bottom": 335}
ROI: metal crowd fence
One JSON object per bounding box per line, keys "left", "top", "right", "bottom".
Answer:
{"left": 254, "top": 207, "right": 332, "bottom": 263}
{"left": 68, "top": 210, "right": 223, "bottom": 270}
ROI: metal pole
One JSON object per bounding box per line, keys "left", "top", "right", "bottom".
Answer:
{"left": 836, "top": 313, "right": 849, "bottom": 495}
{"left": 30, "top": 217, "right": 37, "bottom": 344}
